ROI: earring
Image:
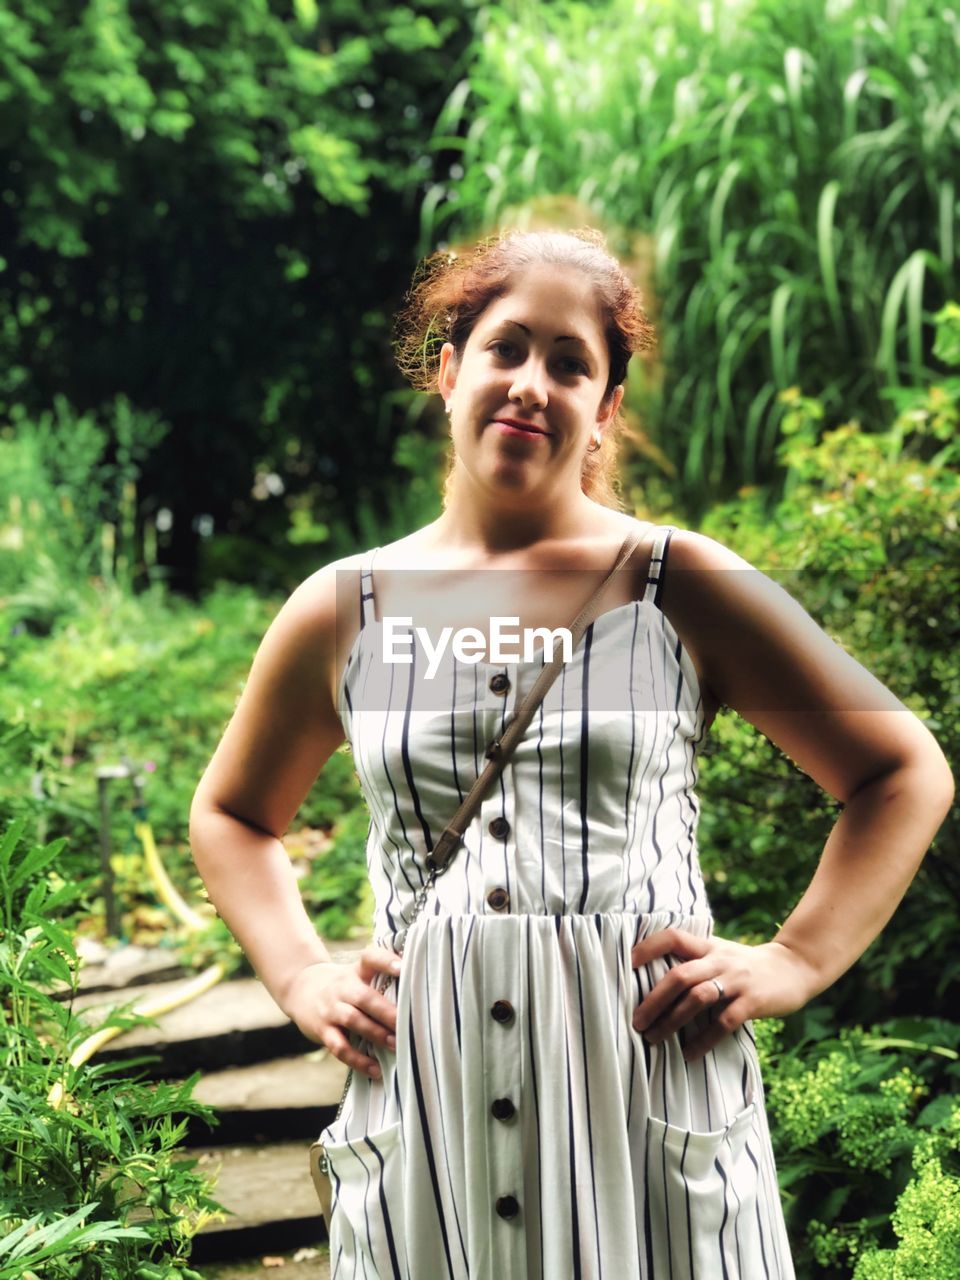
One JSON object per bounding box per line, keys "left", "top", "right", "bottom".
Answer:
{"left": 587, "top": 433, "right": 602, "bottom": 453}
{"left": 444, "top": 402, "right": 452, "bottom": 415}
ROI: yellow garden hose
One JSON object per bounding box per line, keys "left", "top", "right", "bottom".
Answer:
{"left": 47, "top": 819, "right": 226, "bottom": 1109}
{"left": 135, "top": 819, "right": 211, "bottom": 933}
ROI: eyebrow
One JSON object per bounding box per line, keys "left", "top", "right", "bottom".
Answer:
{"left": 495, "top": 319, "right": 592, "bottom": 349}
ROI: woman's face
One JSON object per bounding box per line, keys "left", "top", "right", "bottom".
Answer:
{"left": 437, "top": 264, "right": 624, "bottom": 503}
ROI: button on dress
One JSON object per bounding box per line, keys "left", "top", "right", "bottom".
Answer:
{"left": 318, "top": 524, "right": 796, "bottom": 1279}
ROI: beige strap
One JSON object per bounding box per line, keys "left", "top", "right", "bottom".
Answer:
{"left": 426, "top": 524, "right": 648, "bottom": 873}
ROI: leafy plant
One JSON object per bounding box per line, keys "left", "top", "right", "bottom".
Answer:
{"left": 1, "top": 0, "right": 479, "bottom": 592}
{"left": 852, "top": 1097, "right": 960, "bottom": 1279}
{"left": 0, "top": 395, "right": 169, "bottom": 625}
{"left": 754, "top": 1016, "right": 960, "bottom": 1278}
{"left": 0, "top": 818, "right": 221, "bottom": 1277}
{"left": 429, "top": 0, "right": 960, "bottom": 506}
{"left": 696, "top": 302, "right": 960, "bottom": 1026}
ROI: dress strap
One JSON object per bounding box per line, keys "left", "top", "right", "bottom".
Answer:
{"left": 359, "top": 546, "right": 381, "bottom": 630}
{"left": 641, "top": 525, "right": 676, "bottom": 609}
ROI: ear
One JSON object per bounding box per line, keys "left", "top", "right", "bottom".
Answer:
{"left": 438, "top": 342, "right": 459, "bottom": 404}
{"left": 597, "top": 383, "right": 625, "bottom": 431}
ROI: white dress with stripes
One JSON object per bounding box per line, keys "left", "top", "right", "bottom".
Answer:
{"left": 319, "top": 524, "right": 795, "bottom": 1279}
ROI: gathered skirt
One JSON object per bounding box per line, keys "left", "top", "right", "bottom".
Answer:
{"left": 319, "top": 910, "right": 795, "bottom": 1279}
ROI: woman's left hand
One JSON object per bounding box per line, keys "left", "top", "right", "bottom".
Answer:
{"left": 631, "top": 928, "right": 816, "bottom": 1062}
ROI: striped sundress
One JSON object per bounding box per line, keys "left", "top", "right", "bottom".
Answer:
{"left": 319, "top": 523, "right": 796, "bottom": 1279}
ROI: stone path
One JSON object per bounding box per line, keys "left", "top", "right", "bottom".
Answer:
{"left": 80, "top": 938, "right": 366, "bottom": 1270}
{"left": 199, "top": 1246, "right": 330, "bottom": 1279}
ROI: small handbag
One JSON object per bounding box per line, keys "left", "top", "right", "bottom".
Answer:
{"left": 309, "top": 526, "right": 645, "bottom": 1227}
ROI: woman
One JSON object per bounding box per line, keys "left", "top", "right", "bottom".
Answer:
{"left": 189, "top": 228, "right": 954, "bottom": 1279}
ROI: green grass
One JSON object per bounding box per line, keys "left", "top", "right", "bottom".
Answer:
{"left": 425, "top": 0, "right": 960, "bottom": 508}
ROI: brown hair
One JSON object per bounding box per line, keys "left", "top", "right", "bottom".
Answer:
{"left": 393, "top": 227, "right": 655, "bottom": 508}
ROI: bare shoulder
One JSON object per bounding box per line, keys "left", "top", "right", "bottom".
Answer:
{"left": 281, "top": 550, "right": 367, "bottom": 627}
{"left": 191, "top": 549, "right": 372, "bottom": 838}
{"left": 660, "top": 527, "right": 949, "bottom": 802}
{"left": 269, "top": 551, "right": 373, "bottom": 705}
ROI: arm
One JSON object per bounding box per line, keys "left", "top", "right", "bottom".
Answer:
{"left": 189, "top": 556, "right": 398, "bottom": 1077}
{"left": 631, "top": 531, "right": 955, "bottom": 1059}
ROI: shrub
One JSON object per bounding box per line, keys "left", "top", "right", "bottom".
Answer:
{"left": 0, "top": 819, "right": 220, "bottom": 1278}
{"left": 0, "top": 396, "right": 169, "bottom": 630}
{"left": 755, "top": 1015, "right": 960, "bottom": 1277}
{"left": 697, "top": 303, "right": 960, "bottom": 1025}
{"left": 852, "top": 1100, "right": 960, "bottom": 1279}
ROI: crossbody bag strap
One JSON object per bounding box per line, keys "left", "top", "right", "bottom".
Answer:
{"left": 426, "top": 522, "right": 649, "bottom": 874}
{"left": 319, "top": 522, "right": 652, "bottom": 1166}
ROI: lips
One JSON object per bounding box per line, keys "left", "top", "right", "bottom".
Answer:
{"left": 492, "top": 418, "right": 550, "bottom": 437}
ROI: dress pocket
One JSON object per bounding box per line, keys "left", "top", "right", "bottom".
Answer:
{"left": 321, "top": 1118, "right": 407, "bottom": 1277}
{"left": 644, "top": 1097, "right": 763, "bottom": 1279}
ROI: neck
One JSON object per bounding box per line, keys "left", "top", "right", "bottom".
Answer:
{"left": 431, "top": 475, "right": 610, "bottom": 554}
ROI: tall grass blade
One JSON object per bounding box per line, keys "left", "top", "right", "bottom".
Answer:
{"left": 709, "top": 161, "right": 743, "bottom": 260}
{"left": 769, "top": 282, "right": 795, "bottom": 390}
{"left": 843, "top": 68, "right": 870, "bottom": 138}
{"left": 939, "top": 179, "right": 955, "bottom": 270}
{"left": 817, "top": 180, "right": 845, "bottom": 347}
{"left": 877, "top": 250, "right": 929, "bottom": 383}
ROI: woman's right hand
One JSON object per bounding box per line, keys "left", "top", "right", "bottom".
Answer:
{"left": 283, "top": 947, "right": 402, "bottom": 1079}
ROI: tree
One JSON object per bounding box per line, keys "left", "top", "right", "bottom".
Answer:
{"left": 0, "top": 0, "right": 476, "bottom": 590}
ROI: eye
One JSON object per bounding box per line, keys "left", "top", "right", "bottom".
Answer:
{"left": 490, "top": 340, "right": 516, "bottom": 359}
{"left": 489, "top": 341, "right": 586, "bottom": 375}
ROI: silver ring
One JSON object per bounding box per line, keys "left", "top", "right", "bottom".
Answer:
{"left": 710, "top": 977, "right": 725, "bottom": 1000}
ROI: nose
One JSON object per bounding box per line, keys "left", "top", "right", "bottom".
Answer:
{"left": 509, "top": 355, "right": 549, "bottom": 411}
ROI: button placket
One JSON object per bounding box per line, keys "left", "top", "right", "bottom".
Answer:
{"left": 479, "top": 666, "right": 524, "bottom": 1246}
{"left": 487, "top": 994, "right": 522, "bottom": 1231}
{"left": 480, "top": 670, "right": 516, "bottom": 914}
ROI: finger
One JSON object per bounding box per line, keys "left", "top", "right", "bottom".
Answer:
{"left": 357, "top": 947, "right": 403, "bottom": 982}
{"left": 336, "top": 1002, "right": 398, "bottom": 1049}
{"left": 324, "top": 1025, "right": 383, "bottom": 1078}
{"left": 631, "top": 927, "right": 710, "bottom": 970}
{"left": 632, "top": 958, "right": 719, "bottom": 1031}
{"left": 345, "top": 983, "right": 399, "bottom": 1033}
{"left": 639, "top": 978, "right": 727, "bottom": 1043}
{"left": 680, "top": 999, "right": 748, "bottom": 1063}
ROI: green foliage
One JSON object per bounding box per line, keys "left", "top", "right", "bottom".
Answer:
{"left": 305, "top": 804, "right": 374, "bottom": 940}
{"left": 432, "top": 0, "right": 960, "bottom": 506}
{"left": 1, "top": 578, "right": 275, "bottom": 851}
{"left": 1, "top": 569, "right": 371, "bottom": 944}
{"left": 1, "top": 0, "right": 477, "bottom": 593}
{"left": 0, "top": 819, "right": 219, "bottom": 1278}
{"left": 0, "top": 396, "right": 169, "bottom": 627}
{"left": 696, "top": 303, "right": 960, "bottom": 1024}
{"left": 0, "top": 397, "right": 382, "bottom": 951}
{"left": 689, "top": 304, "right": 960, "bottom": 1277}
{"left": 852, "top": 1101, "right": 960, "bottom": 1279}
{"left": 277, "top": 404, "right": 447, "bottom": 566}
{"left": 754, "top": 1015, "right": 960, "bottom": 1278}
{"left": 1, "top": 0, "right": 445, "bottom": 258}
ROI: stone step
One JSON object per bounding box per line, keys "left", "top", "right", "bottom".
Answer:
{"left": 69, "top": 940, "right": 190, "bottom": 997}
{"left": 179, "top": 1142, "right": 330, "bottom": 1265}
{"left": 74, "top": 940, "right": 370, "bottom": 1078}
{"left": 182, "top": 1052, "right": 349, "bottom": 1147}
{"left": 197, "top": 1245, "right": 330, "bottom": 1279}
{"left": 75, "top": 976, "right": 309, "bottom": 1077}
